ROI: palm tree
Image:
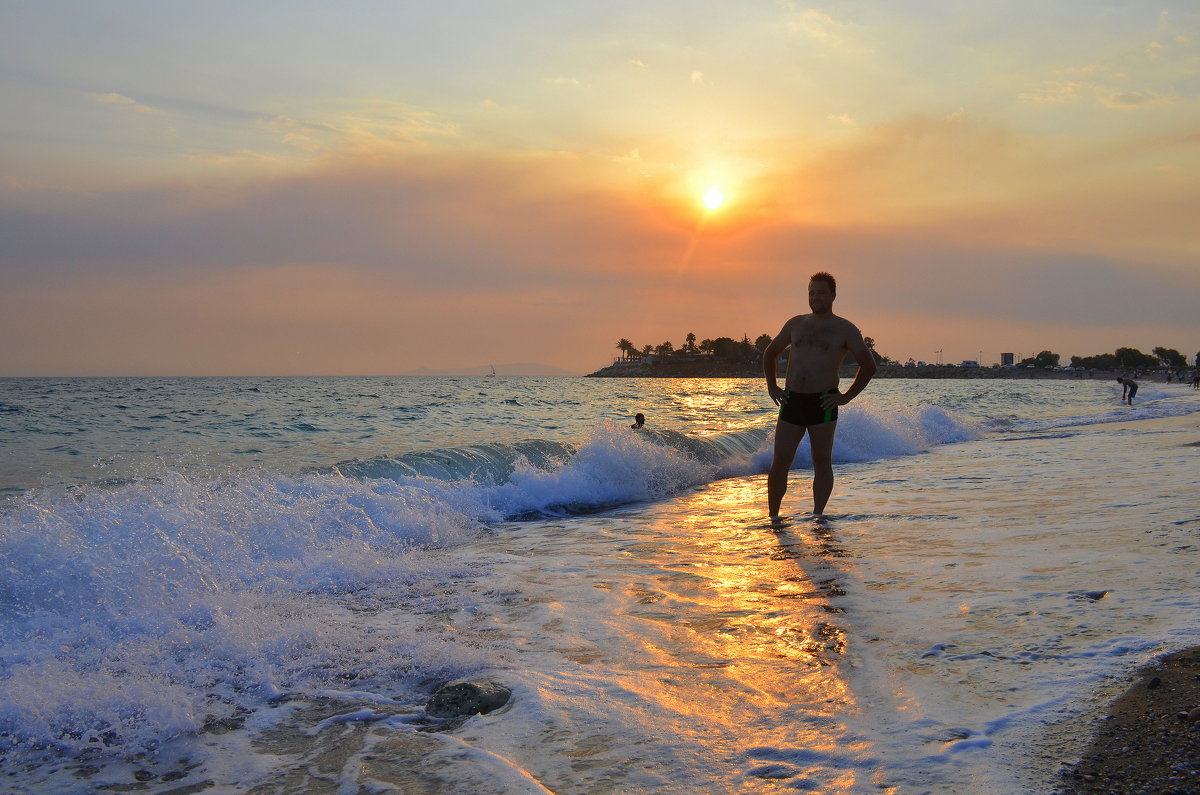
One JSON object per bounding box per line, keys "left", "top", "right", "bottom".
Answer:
{"left": 616, "top": 338, "right": 636, "bottom": 360}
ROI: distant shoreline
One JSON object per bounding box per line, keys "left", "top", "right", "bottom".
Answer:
{"left": 586, "top": 359, "right": 1123, "bottom": 380}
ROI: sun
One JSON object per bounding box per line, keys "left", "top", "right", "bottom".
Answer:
{"left": 701, "top": 185, "right": 726, "bottom": 212}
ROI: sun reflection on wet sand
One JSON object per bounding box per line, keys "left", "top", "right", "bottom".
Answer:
{"left": 386, "top": 470, "right": 903, "bottom": 793}
{"left": 582, "top": 475, "right": 881, "bottom": 790}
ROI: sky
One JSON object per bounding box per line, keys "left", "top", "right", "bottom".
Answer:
{"left": 2, "top": 1, "right": 1198, "bottom": 376}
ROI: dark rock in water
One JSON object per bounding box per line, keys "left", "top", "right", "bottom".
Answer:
{"left": 942, "top": 727, "right": 976, "bottom": 742}
{"left": 1070, "top": 589, "right": 1110, "bottom": 601}
{"left": 425, "top": 680, "right": 511, "bottom": 719}
{"left": 1147, "top": 676, "right": 1162, "bottom": 689}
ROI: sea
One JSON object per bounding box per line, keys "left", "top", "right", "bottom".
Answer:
{"left": 0, "top": 375, "right": 1197, "bottom": 794}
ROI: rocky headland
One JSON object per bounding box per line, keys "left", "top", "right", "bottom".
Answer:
{"left": 587, "top": 357, "right": 1117, "bottom": 380}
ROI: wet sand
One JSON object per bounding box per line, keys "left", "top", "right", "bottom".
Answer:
{"left": 1057, "top": 648, "right": 1200, "bottom": 793}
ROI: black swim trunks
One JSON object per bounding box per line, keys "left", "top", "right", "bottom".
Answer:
{"left": 778, "top": 389, "right": 839, "bottom": 427}
{"left": 1127, "top": 383, "right": 1138, "bottom": 398}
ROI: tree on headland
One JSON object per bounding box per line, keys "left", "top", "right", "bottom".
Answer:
{"left": 614, "top": 332, "right": 895, "bottom": 366}
{"left": 1020, "top": 350, "right": 1060, "bottom": 368}
{"left": 863, "top": 337, "right": 896, "bottom": 365}
{"left": 1072, "top": 346, "right": 1180, "bottom": 371}
{"left": 1071, "top": 353, "right": 1118, "bottom": 370}
{"left": 1114, "top": 347, "right": 1159, "bottom": 369}
{"left": 1152, "top": 347, "right": 1187, "bottom": 369}
{"left": 698, "top": 336, "right": 758, "bottom": 362}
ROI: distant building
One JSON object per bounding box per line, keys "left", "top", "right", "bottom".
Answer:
{"left": 1001, "top": 353, "right": 1014, "bottom": 367}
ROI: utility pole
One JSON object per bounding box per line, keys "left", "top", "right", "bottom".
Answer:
{"left": 935, "top": 349, "right": 943, "bottom": 366}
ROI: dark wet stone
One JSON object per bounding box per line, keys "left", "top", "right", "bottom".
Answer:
{"left": 157, "top": 781, "right": 216, "bottom": 795}
{"left": 746, "top": 763, "right": 799, "bottom": 779}
{"left": 425, "top": 680, "right": 512, "bottom": 719}
{"left": 942, "top": 727, "right": 976, "bottom": 741}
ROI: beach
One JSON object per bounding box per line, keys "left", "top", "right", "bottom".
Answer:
{"left": 1058, "top": 647, "right": 1200, "bottom": 793}
{"left": 0, "top": 377, "right": 1197, "bottom": 793}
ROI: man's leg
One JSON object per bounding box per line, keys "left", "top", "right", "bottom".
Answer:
{"left": 806, "top": 421, "right": 838, "bottom": 515}
{"left": 768, "top": 420, "right": 807, "bottom": 517}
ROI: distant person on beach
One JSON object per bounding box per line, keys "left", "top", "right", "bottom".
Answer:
{"left": 1117, "top": 377, "right": 1138, "bottom": 405}
{"left": 630, "top": 413, "right": 645, "bottom": 429}
{"left": 763, "top": 272, "right": 877, "bottom": 519}
{"left": 1192, "top": 371, "right": 1200, "bottom": 389}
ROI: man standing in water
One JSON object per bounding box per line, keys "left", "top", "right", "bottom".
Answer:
{"left": 764, "top": 272, "right": 877, "bottom": 520}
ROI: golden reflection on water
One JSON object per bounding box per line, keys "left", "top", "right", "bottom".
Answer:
{"left": 612, "top": 475, "right": 871, "bottom": 789}
{"left": 668, "top": 379, "right": 771, "bottom": 434}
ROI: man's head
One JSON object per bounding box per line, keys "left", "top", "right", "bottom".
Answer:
{"left": 808, "top": 271, "right": 836, "bottom": 314}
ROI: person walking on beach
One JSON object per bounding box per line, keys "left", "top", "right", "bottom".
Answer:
{"left": 763, "top": 272, "right": 877, "bottom": 520}
{"left": 1117, "top": 377, "right": 1138, "bottom": 405}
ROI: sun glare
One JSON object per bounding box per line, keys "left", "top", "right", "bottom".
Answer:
{"left": 702, "top": 186, "right": 725, "bottom": 212}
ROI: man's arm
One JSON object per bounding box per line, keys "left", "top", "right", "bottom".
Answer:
{"left": 763, "top": 323, "right": 792, "bottom": 406}
{"left": 824, "top": 322, "right": 877, "bottom": 409}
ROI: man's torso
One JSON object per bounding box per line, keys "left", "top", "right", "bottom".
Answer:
{"left": 783, "top": 314, "right": 851, "bottom": 392}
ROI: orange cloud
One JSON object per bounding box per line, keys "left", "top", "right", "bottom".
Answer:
{"left": 3, "top": 120, "right": 1197, "bottom": 375}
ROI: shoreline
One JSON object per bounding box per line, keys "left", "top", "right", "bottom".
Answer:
{"left": 1055, "top": 646, "right": 1200, "bottom": 793}
{"left": 1053, "top": 411, "right": 1200, "bottom": 793}
{"left": 587, "top": 360, "right": 1132, "bottom": 380}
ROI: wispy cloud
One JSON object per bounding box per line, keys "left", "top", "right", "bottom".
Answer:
{"left": 1018, "top": 79, "right": 1091, "bottom": 105}
{"left": 776, "top": 3, "right": 866, "bottom": 52}
{"left": 780, "top": 5, "right": 837, "bottom": 39}
{"left": 1099, "top": 90, "right": 1175, "bottom": 108}
{"left": 88, "top": 92, "right": 155, "bottom": 114}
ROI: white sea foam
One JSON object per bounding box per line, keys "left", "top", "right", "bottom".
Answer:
{"left": 0, "top": 470, "right": 491, "bottom": 758}
{"left": 0, "top": 406, "right": 986, "bottom": 765}
{"left": 1, "top": 378, "right": 1196, "bottom": 792}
